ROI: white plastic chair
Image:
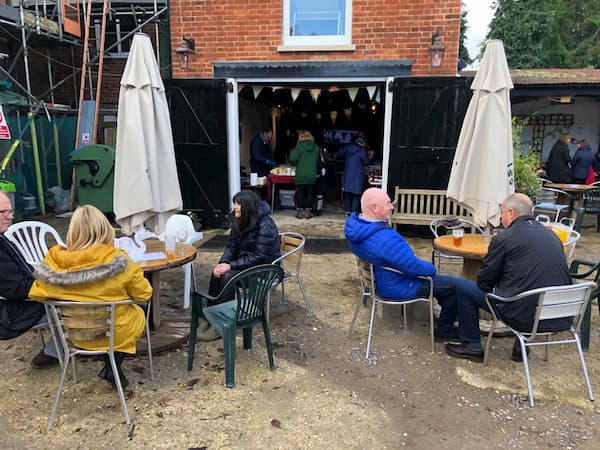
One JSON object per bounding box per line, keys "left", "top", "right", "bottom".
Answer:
{"left": 534, "top": 215, "right": 580, "bottom": 261}
{"left": 484, "top": 282, "right": 596, "bottom": 407}
{"left": 5, "top": 221, "right": 65, "bottom": 264}
{"left": 349, "top": 258, "right": 435, "bottom": 358}
{"left": 159, "top": 214, "right": 203, "bottom": 309}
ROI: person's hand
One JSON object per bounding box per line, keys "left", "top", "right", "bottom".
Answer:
{"left": 213, "top": 263, "right": 231, "bottom": 278}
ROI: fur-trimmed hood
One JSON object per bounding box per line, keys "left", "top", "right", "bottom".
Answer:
{"left": 33, "top": 244, "right": 129, "bottom": 286}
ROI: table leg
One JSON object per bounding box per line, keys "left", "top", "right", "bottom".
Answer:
{"left": 461, "top": 259, "right": 481, "bottom": 281}
{"left": 150, "top": 271, "right": 161, "bottom": 330}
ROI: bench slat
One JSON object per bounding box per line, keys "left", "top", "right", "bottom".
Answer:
{"left": 390, "top": 188, "right": 472, "bottom": 226}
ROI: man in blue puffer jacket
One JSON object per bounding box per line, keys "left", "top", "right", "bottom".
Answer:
{"left": 345, "top": 187, "right": 474, "bottom": 341}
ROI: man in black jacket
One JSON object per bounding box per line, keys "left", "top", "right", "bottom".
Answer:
{"left": 445, "top": 193, "right": 572, "bottom": 363}
{"left": 0, "top": 191, "right": 58, "bottom": 367}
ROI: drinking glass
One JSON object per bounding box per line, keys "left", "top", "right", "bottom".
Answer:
{"left": 176, "top": 229, "right": 188, "bottom": 254}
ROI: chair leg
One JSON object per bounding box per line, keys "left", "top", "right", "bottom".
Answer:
{"left": 348, "top": 295, "right": 364, "bottom": 337}
{"left": 365, "top": 299, "right": 378, "bottom": 359}
{"left": 47, "top": 350, "right": 71, "bottom": 429}
{"left": 187, "top": 297, "right": 200, "bottom": 371}
{"left": 109, "top": 351, "right": 131, "bottom": 425}
{"left": 296, "top": 276, "right": 312, "bottom": 314}
{"left": 574, "top": 332, "right": 595, "bottom": 401}
{"left": 402, "top": 304, "right": 408, "bottom": 330}
{"left": 183, "top": 263, "right": 192, "bottom": 309}
{"left": 144, "top": 304, "right": 154, "bottom": 380}
{"left": 242, "top": 327, "right": 253, "bottom": 350}
{"left": 223, "top": 324, "right": 237, "bottom": 388}
{"left": 280, "top": 279, "right": 286, "bottom": 305}
{"left": 519, "top": 337, "right": 535, "bottom": 407}
{"left": 262, "top": 317, "right": 275, "bottom": 370}
{"left": 483, "top": 319, "right": 497, "bottom": 365}
{"left": 428, "top": 300, "right": 435, "bottom": 354}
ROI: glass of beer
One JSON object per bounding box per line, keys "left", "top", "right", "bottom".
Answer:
{"left": 452, "top": 228, "right": 464, "bottom": 247}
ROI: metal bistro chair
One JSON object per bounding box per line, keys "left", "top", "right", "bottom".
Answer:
{"left": 429, "top": 218, "right": 484, "bottom": 272}
{"left": 188, "top": 265, "right": 284, "bottom": 387}
{"left": 349, "top": 258, "right": 435, "bottom": 358}
{"left": 533, "top": 187, "right": 572, "bottom": 222}
{"left": 270, "top": 232, "right": 312, "bottom": 314}
{"left": 534, "top": 215, "right": 580, "bottom": 261}
{"left": 5, "top": 221, "right": 65, "bottom": 264}
{"left": 574, "top": 187, "right": 600, "bottom": 232}
{"left": 483, "top": 282, "right": 596, "bottom": 407}
{"left": 45, "top": 299, "right": 154, "bottom": 429}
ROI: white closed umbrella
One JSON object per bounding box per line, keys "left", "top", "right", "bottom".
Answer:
{"left": 447, "top": 39, "right": 515, "bottom": 228}
{"left": 114, "top": 33, "right": 182, "bottom": 235}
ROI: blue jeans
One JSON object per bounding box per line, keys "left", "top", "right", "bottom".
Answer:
{"left": 414, "top": 274, "right": 476, "bottom": 333}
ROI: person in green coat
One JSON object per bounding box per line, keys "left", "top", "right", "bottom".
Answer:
{"left": 289, "top": 130, "right": 320, "bottom": 219}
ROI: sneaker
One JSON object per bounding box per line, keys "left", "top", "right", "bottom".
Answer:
{"left": 31, "top": 352, "right": 59, "bottom": 369}
{"left": 434, "top": 327, "right": 460, "bottom": 343}
{"left": 444, "top": 343, "right": 484, "bottom": 363}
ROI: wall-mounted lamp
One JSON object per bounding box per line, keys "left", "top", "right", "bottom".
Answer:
{"left": 175, "top": 36, "right": 195, "bottom": 69}
{"left": 428, "top": 31, "right": 446, "bottom": 68}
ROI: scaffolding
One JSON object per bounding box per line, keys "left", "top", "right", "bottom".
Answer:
{"left": 0, "top": 0, "right": 168, "bottom": 214}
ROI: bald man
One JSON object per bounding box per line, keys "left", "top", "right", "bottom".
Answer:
{"left": 345, "top": 188, "right": 475, "bottom": 344}
{"left": 446, "top": 193, "right": 573, "bottom": 363}
{"left": 0, "top": 191, "right": 58, "bottom": 367}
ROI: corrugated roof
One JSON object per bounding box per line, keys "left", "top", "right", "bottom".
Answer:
{"left": 461, "top": 69, "right": 600, "bottom": 85}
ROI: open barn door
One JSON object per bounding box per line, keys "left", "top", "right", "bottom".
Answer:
{"left": 387, "top": 77, "right": 472, "bottom": 193}
{"left": 165, "top": 79, "right": 230, "bottom": 229}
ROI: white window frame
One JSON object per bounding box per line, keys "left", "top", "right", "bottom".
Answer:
{"left": 279, "top": 0, "right": 355, "bottom": 51}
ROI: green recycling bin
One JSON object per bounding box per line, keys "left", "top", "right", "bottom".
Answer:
{"left": 71, "top": 144, "right": 115, "bottom": 213}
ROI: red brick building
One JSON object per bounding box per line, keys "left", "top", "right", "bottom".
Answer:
{"left": 169, "top": 0, "right": 462, "bottom": 79}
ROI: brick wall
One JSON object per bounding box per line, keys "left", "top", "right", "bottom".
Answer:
{"left": 169, "top": 0, "right": 462, "bottom": 78}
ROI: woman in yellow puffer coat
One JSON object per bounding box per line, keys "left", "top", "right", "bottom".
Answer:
{"left": 28, "top": 204, "right": 152, "bottom": 388}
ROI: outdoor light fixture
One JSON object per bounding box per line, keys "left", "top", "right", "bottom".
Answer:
{"left": 428, "top": 31, "right": 446, "bottom": 68}
{"left": 175, "top": 36, "right": 195, "bottom": 69}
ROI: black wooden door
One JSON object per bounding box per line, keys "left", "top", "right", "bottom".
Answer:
{"left": 165, "top": 79, "right": 229, "bottom": 229}
{"left": 387, "top": 77, "right": 472, "bottom": 192}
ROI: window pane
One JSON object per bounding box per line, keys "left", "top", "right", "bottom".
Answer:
{"left": 291, "top": 0, "right": 345, "bottom": 37}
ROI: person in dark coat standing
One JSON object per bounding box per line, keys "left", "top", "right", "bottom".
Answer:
{"left": 445, "top": 193, "right": 573, "bottom": 363}
{"left": 289, "top": 130, "right": 320, "bottom": 219}
{"left": 250, "top": 127, "right": 276, "bottom": 177}
{"left": 0, "top": 191, "right": 59, "bottom": 368}
{"left": 199, "top": 191, "right": 280, "bottom": 341}
{"left": 571, "top": 139, "right": 595, "bottom": 184}
{"left": 338, "top": 135, "right": 371, "bottom": 214}
{"left": 546, "top": 134, "right": 572, "bottom": 183}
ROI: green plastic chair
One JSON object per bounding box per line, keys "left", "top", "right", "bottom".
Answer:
{"left": 187, "top": 264, "right": 284, "bottom": 387}
{"left": 570, "top": 258, "right": 600, "bottom": 352}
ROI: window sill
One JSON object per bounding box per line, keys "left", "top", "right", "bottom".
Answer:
{"left": 277, "top": 44, "right": 356, "bottom": 52}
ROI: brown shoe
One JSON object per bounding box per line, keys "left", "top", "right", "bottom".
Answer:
{"left": 296, "top": 209, "right": 303, "bottom": 219}
{"left": 31, "top": 351, "right": 59, "bottom": 369}
{"left": 304, "top": 208, "right": 313, "bottom": 219}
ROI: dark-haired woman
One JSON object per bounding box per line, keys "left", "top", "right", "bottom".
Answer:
{"left": 198, "top": 191, "right": 280, "bottom": 340}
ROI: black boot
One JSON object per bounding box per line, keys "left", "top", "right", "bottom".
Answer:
{"left": 102, "top": 352, "right": 130, "bottom": 389}
{"left": 98, "top": 354, "right": 111, "bottom": 381}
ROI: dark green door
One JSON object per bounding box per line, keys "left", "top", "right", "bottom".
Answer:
{"left": 387, "top": 77, "right": 472, "bottom": 192}
{"left": 165, "top": 79, "right": 229, "bottom": 229}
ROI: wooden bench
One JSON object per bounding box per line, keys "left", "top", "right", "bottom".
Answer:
{"left": 389, "top": 188, "right": 472, "bottom": 227}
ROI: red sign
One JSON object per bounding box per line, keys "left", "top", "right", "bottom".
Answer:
{"left": 0, "top": 105, "right": 11, "bottom": 139}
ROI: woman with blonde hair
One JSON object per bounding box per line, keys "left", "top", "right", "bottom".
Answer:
{"left": 29, "top": 204, "right": 152, "bottom": 389}
{"left": 289, "top": 130, "right": 320, "bottom": 218}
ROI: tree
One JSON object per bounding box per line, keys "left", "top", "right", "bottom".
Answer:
{"left": 488, "top": 0, "right": 600, "bottom": 68}
{"left": 459, "top": 3, "right": 473, "bottom": 66}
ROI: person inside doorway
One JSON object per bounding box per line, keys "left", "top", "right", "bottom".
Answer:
{"left": 338, "top": 135, "right": 371, "bottom": 215}
{"left": 250, "top": 126, "right": 277, "bottom": 177}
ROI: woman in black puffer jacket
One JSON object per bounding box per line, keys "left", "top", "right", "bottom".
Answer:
{"left": 198, "top": 191, "right": 280, "bottom": 340}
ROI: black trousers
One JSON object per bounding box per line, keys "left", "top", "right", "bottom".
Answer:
{"left": 296, "top": 184, "right": 314, "bottom": 209}
{"left": 207, "top": 269, "right": 242, "bottom": 304}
